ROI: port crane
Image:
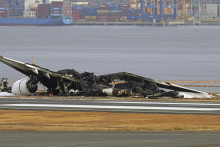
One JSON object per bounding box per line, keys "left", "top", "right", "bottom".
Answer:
{"left": 130, "top": 0, "right": 192, "bottom": 22}
{"left": 140, "top": 0, "right": 177, "bottom": 22}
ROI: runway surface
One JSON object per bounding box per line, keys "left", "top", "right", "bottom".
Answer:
{"left": 0, "top": 131, "right": 220, "bottom": 147}
{"left": 0, "top": 97, "right": 220, "bottom": 114}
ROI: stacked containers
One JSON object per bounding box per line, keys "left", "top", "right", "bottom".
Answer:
{"left": 37, "top": 4, "right": 50, "bottom": 18}
{"left": 50, "top": 1, "right": 63, "bottom": 17}
{"left": 0, "top": 7, "right": 8, "bottom": 18}
{"left": 62, "top": 1, "right": 72, "bottom": 17}
{"left": 108, "top": 4, "right": 122, "bottom": 22}
{"left": 97, "top": 6, "right": 109, "bottom": 22}
{"left": 206, "top": 4, "right": 218, "bottom": 18}
{"left": 72, "top": 6, "right": 85, "bottom": 21}
{"left": 120, "top": 4, "right": 129, "bottom": 21}
{"left": 219, "top": 5, "right": 220, "bottom": 17}
{"left": 9, "top": 8, "right": 23, "bottom": 17}
{"left": 127, "top": 9, "right": 140, "bottom": 20}
{"left": 84, "top": 7, "right": 97, "bottom": 22}
{"left": 192, "top": 4, "right": 199, "bottom": 18}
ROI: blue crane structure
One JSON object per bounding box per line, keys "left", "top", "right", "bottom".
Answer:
{"left": 8, "top": 0, "right": 24, "bottom": 9}
{"left": 140, "top": 0, "right": 177, "bottom": 22}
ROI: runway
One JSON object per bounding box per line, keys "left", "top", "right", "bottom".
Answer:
{"left": 1, "top": 131, "right": 220, "bottom": 147}
{"left": 0, "top": 97, "right": 220, "bottom": 114}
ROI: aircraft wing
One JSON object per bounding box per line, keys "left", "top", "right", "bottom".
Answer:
{"left": 0, "top": 55, "right": 79, "bottom": 82}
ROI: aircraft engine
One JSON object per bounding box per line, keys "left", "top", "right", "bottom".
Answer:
{"left": 12, "top": 77, "right": 38, "bottom": 96}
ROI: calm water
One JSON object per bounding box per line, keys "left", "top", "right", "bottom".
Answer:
{"left": 0, "top": 25, "right": 220, "bottom": 82}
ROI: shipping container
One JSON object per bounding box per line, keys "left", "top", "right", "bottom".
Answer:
{"left": 120, "top": 16, "right": 127, "bottom": 21}
{"left": 108, "top": 4, "right": 120, "bottom": 7}
{"left": 84, "top": 16, "right": 96, "bottom": 22}
{"left": 84, "top": 10, "right": 97, "bottom": 16}
{"left": 98, "top": 6, "right": 109, "bottom": 10}
{"left": 121, "top": 9, "right": 128, "bottom": 16}
{"left": 97, "top": 15, "right": 108, "bottom": 22}
{"left": 121, "top": 4, "right": 129, "bottom": 9}
{"left": 84, "top": 16, "right": 96, "bottom": 19}
{"left": 50, "top": 13, "right": 62, "bottom": 16}
{"left": 0, "top": 11, "right": 8, "bottom": 17}
{"left": 62, "top": 10, "right": 72, "bottom": 16}
{"left": 0, "top": 7, "right": 8, "bottom": 11}
{"left": 72, "top": 12, "right": 84, "bottom": 19}
{"left": 51, "top": 1, "right": 63, "bottom": 7}
{"left": 109, "top": 7, "right": 122, "bottom": 10}
{"left": 206, "top": 4, "right": 218, "bottom": 17}
{"left": 50, "top": 7, "right": 63, "bottom": 11}
{"left": 72, "top": 9, "right": 84, "bottom": 13}
{"left": 72, "top": 6, "right": 86, "bottom": 10}
{"left": 97, "top": 10, "right": 109, "bottom": 13}
{"left": 219, "top": 5, "right": 220, "bottom": 17}
{"left": 37, "top": 4, "right": 50, "bottom": 18}
{"left": 50, "top": 10, "right": 62, "bottom": 13}
{"left": 128, "top": 9, "right": 140, "bottom": 13}
{"left": 9, "top": 8, "right": 23, "bottom": 17}
{"left": 97, "top": 13, "right": 108, "bottom": 16}
{"left": 85, "top": 7, "right": 97, "bottom": 11}
{"left": 63, "top": 1, "right": 71, "bottom": 8}
{"left": 109, "top": 10, "right": 122, "bottom": 13}
{"left": 127, "top": 12, "right": 139, "bottom": 16}
{"left": 127, "top": 16, "right": 139, "bottom": 20}
{"left": 109, "top": 15, "right": 120, "bottom": 21}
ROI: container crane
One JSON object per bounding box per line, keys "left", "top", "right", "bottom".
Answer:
{"left": 176, "top": 0, "right": 192, "bottom": 19}
{"left": 139, "top": 0, "right": 177, "bottom": 22}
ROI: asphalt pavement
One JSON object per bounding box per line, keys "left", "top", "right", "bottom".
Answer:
{"left": 0, "top": 97, "right": 220, "bottom": 114}
{"left": 0, "top": 131, "right": 220, "bottom": 147}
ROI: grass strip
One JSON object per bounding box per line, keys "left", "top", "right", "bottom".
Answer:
{"left": 0, "top": 110, "right": 220, "bottom": 131}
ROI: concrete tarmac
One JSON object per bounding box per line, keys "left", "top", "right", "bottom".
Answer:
{"left": 1, "top": 97, "right": 220, "bottom": 114}
{"left": 0, "top": 131, "right": 220, "bottom": 147}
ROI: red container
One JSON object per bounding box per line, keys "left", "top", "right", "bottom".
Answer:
{"left": 0, "top": 11, "right": 8, "bottom": 17}
{"left": 121, "top": 12, "right": 128, "bottom": 16}
{"left": 97, "top": 18, "right": 108, "bottom": 22}
{"left": 72, "top": 13, "right": 79, "bottom": 19}
{"left": 121, "top": 9, "right": 128, "bottom": 13}
{"left": 51, "top": 1, "right": 63, "bottom": 7}
{"left": 73, "top": 16, "right": 80, "bottom": 19}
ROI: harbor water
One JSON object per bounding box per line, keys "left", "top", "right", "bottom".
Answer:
{"left": 0, "top": 25, "right": 219, "bottom": 92}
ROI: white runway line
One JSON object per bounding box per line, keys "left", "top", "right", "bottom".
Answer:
{"left": 1, "top": 104, "right": 220, "bottom": 111}
{"left": 105, "top": 101, "right": 220, "bottom": 106}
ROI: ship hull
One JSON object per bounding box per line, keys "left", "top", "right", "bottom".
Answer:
{"left": 0, "top": 16, "right": 72, "bottom": 26}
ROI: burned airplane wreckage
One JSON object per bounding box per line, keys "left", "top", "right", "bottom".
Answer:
{"left": 0, "top": 55, "right": 212, "bottom": 98}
